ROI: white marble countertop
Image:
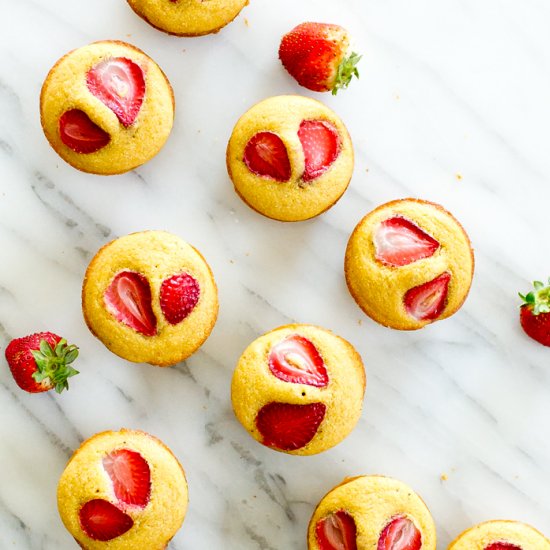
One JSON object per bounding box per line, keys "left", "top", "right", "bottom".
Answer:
{"left": 2, "top": 0, "right": 550, "bottom": 548}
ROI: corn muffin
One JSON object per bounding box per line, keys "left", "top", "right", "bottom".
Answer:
{"left": 82, "top": 231, "right": 218, "bottom": 366}
{"left": 226, "top": 95, "right": 354, "bottom": 222}
{"left": 40, "top": 40, "right": 174, "bottom": 175}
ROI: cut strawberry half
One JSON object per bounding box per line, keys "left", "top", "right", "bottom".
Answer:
{"left": 159, "top": 273, "right": 200, "bottom": 325}
{"left": 485, "top": 544, "right": 522, "bottom": 550}
{"left": 298, "top": 120, "right": 340, "bottom": 182}
{"left": 59, "top": 109, "right": 110, "bottom": 154}
{"left": 86, "top": 57, "right": 145, "bottom": 127}
{"left": 268, "top": 334, "right": 328, "bottom": 387}
{"left": 256, "top": 402, "right": 326, "bottom": 451}
{"left": 378, "top": 516, "right": 422, "bottom": 550}
{"left": 316, "top": 510, "right": 358, "bottom": 550}
{"left": 103, "top": 449, "right": 151, "bottom": 508}
{"left": 79, "top": 499, "right": 133, "bottom": 541}
{"left": 243, "top": 132, "right": 291, "bottom": 182}
{"left": 374, "top": 217, "right": 439, "bottom": 267}
{"left": 404, "top": 272, "right": 451, "bottom": 322}
{"left": 104, "top": 271, "right": 157, "bottom": 336}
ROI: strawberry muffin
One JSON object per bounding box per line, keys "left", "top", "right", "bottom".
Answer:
{"left": 231, "top": 324, "right": 365, "bottom": 455}
{"left": 40, "top": 41, "right": 174, "bottom": 175}
{"left": 57, "top": 429, "right": 188, "bottom": 549}
{"left": 82, "top": 231, "right": 218, "bottom": 366}
{"left": 345, "top": 199, "right": 474, "bottom": 330}
{"left": 308, "top": 475, "right": 436, "bottom": 550}
{"left": 226, "top": 95, "right": 354, "bottom": 222}
{"left": 127, "top": 0, "right": 249, "bottom": 37}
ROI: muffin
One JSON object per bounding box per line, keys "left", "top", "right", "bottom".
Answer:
{"left": 231, "top": 324, "right": 365, "bottom": 455}
{"left": 40, "top": 40, "right": 174, "bottom": 175}
{"left": 308, "top": 475, "right": 436, "bottom": 550}
{"left": 127, "top": 0, "right": 249, "bottom": 37}
{"left": 226, "top": 95, "right": 354, "bottom": 222}
{"left": 345, "top": 198, "right": 474, "bottom": 330}
{"left": 57, "top": 429, "right": 188, "bottom": 549}
{"left": 449, "top": 520, "right": 550, "bottom": 550}
{"left": 82, "top": 231, "right": 218, "bottom": 366}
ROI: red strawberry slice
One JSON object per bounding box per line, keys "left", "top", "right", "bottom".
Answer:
{"left": 374, "top": 217, "right": 439, "bottom": 267}
{"left": 103, "top": 449, "right": 151, "bottom": 508}
{"left": 256, "top": 402, "right": 326, "bottom": 451}
{"left": 160, "top": 273, "right": 200, "bottom": 325}
{"left": 404, "top": 273, "right": 451, "bottom": 322}
{"left": 79, "top": 499, "right": 133, "bottom": 541}
{"left": 86, "top": 57, "right": 145, "bottom": 127}
{"left": 268, "top": 334, "right": 328, "bottom": 387}
{"left": 378, "top": 516, "right": 422, "bottom": 550}
{"left": 59, "top": 109, "right": 110, "bottom": 154}
{"left": 316, "top": 510, "right": 358, "bottom": 550}
{"left": 298, "top": 120, "right": 340, "bottom": 182}
{"left": 104, "top": 271, "right": 157, "bottom": 336}
{"left": 485, "top": 544, "right": 522, "bottom": 550}
{"left": 244, "top": 132, "right": 291, "bottom": 182}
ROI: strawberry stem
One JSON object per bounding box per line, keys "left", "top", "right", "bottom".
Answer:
{"left": 519, "top": 278, "right": 550, "bottom": 315}
{"left": 30, "top": 338, "right": 79, "bottom": 394}
{"left": 332, "top": 52, "right": 362, "bottom": 95}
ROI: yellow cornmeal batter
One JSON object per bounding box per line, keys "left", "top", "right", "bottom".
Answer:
{"left": 82, "top": 231, "right": 218, "bottom": 366}
{"left": 231, "top": 324, "right": 365, "bottom": 456}
{"left": 345, "top": 198, "right": 474, "bottom": 330}
{"left": 57, "top": 429, "right": 188, "bottom": 550}
{"left": 449, "top": 520, "right": 550, "bottom": 550}
{"left": 226, "top": 95, "right": 354, "bottom": 222}
{"left": 308, "top": 475, "right": 436, "bottom": 550}
{"left": 40, "top": 41, "right": 174, "bottom": 175}
{"left": 127, "top": 0, "right": 249, "bottom": 36}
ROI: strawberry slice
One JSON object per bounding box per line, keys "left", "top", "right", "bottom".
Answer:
{"left": 243, "top": 132, "right": 291, "bottom": 182}
{"left": 374, "top": 217, "right": 439, "bottom": 267}
{"left": 256, "top": 402, "right": 326, "bottom": 451}
{"left": 316, "top": 510, "right": 358, "bottom": 550}
{"left": 404, "top": 273, "right": 451, "bottom": 322}
{"left": 103, "top": 449, "right": 151, "bottom": 508}
{"left": 485, "top": 544, "right": 522, "bottom": 550}
{"left": 160, "top": 273, "right": 200, "bottom": 325}
{"left": 298, "top": 120, "right": 340, "bottom": 182}
{"left": 378, "top": 516, "right": 422, "bottom": 550}
{"left": 268, "top": 334, "right": 328, "bottom": 387}
{"left": 59, "top": 109, "right": 110, "bottom": 154}
{"left": 86, "top": 58, "right": 145, "bottom": 127}
{"left": 104, "top": 271, "right": 157, "bottom": 336}
{"left": 79, "top": 499, "right": 133, "bottom": 541}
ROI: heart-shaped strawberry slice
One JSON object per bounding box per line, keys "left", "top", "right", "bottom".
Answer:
{"left": 485, "top": 544, "right": 522, "bottom": 550}
{"left": 316, "top": 510, "right": 358, "bottom": 550}
{"left": 374, "top": 216, "right": 439, "bottom": 267}
{"left": 104, "top": 271, "right": 157, "bottom": 336}
{"left": 298, "top": 120, "right": 340, "bottom": 182}
{"left": 59, "top": 109, "right": 110, "bottom": 154}
{"left": 244, "top": 132, "right": 291, "bottom": 181}
{"left": 160, "top": 273, "right": 200, "bottom": 325}
{"left": 268, "top": 334, "right": 328, "bottom": 387}
{"left": 378, "top": 516, "right": 422, "bottom": 550}
{"left": 86, "top": 57, "right": 145, "bottom": 127}
{"left": 79, "top": 499, "right": 133, "bottom": 541}
{"left": 404, "top": 273, "right": 451, "bottom": 322}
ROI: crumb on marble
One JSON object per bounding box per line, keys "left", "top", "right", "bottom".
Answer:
{"left": 230, "top": 259, "right": 235, "bottom": 264}
{"left": 440, "top": 473, "right": 448, "bottom": 481}
{"left": 358, "top": 319, "right": 363, "bottom": 325}
{"left": 244, "top": 18, "right": 250, "bottom": 27}
{"left": 395, "top": 94, "right": 400, "bottom": 100}
{"left": 126, "top": 34, "right": 132, "bottom": 38}
{"left": 456, "top": 173, "right": 462, "bottom": 181}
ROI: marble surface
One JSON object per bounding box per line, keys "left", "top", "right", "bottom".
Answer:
{"left": 1, "top": 0, "right": 550, "bottom": 548}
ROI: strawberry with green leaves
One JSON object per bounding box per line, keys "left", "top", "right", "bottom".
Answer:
{"left": 519, "top": 279, "right": 550, "bottom": 346}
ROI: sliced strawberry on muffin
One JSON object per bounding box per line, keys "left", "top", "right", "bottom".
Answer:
{"left": 79, "top": 499, "right": 134, "bottom": 542}
{"left": 316, "top": 510, "right": 357, "bottom": 550}
{"left": 404, "top": 273, "right": 451, "bottom": 322}
{"left": 243, "top": 132, "right": 292, "bottom": 182}
{"left": 378, "top": 516, "right": 422, "bottom": 550}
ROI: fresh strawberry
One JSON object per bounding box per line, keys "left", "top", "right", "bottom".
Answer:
{"left": 298, "top": 120, "right": 340, "bottom": 182}
{"left": 279, "top": 22, "right": 361, "bottom": 95}
{"left": 59, "top": 109, "right": 110, "bottom": 154}
{"left": 86, "top": 58, "right": 145, "bottom": 127}
{"left": 79, "top": 499, "right": 133, "bottom": 541}
{"left": 485, "top": 544, "right": 522, "bottom": 550}
{"left": 374, "top": 217, "right": 439, "bottom": 267}
{"left": 519, "top": 279, "right": 550, "bottom": 346}
{"left": 104, "top": 271, "right": 157, "bottom": 336}
{"left": 255, "top": 402, "right": 326, "bottom": 451}
{"left": 5, "top": 332, "right": 79, "bottom": 394}
{"left": 160, "top": 273, "right": 200, "bottom": 325}
{"left": 244, "top": 132, "right": 291, "bottom": 181}
{"left": 316, "top": 510, "right": 358, "bottom": 550}
{"left": 404, "top": 273, "right": 451, "bottom": 321}
{"left": 268, "top": 334, "right": 328, "bottom": 387}
{"left": 378, "top": 516, "right": 422, "bottom": 550}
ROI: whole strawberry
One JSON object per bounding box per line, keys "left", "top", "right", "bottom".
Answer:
{"left": 5, "top": 332, "right": 79, "bottom": 393}
{"left": 519, "top": 279, "right": 550, "bottom": 346}
{"left": 279, "top": 22, "right": 361, "bottom": 95}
